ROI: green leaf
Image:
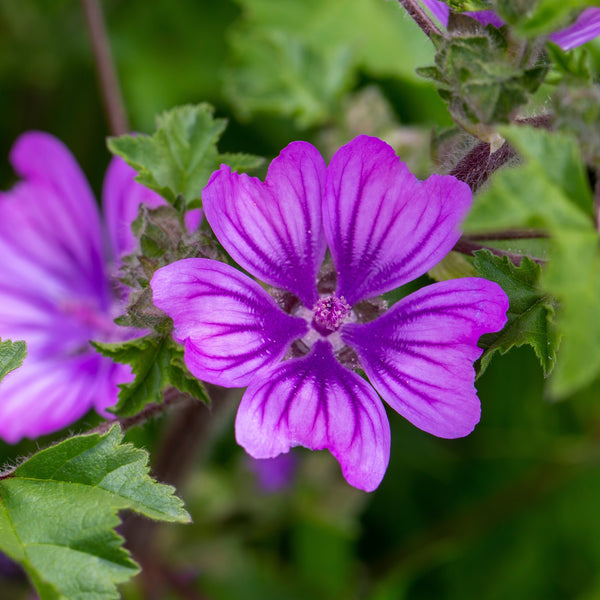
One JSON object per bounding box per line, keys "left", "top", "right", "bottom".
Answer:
{"left": 0, "top": 425, "right": 190, "bottom": 599}
{"left": 93, "top": 335, "right": 208, "bottom": 418}
{"left": 543, "top": 229, "right": 600, "bottom": 397}
{"left": 226, "top": 0, "right": 437, "bottom": 127}
{"left": 0, "top": 338, "right": 26, "bottom": 382}
{"left": 465, "top": 126, "right": 597, "bottom": 397}
{"left": 473, "top": 251, "right": 558, "bottom": 375}
{"left": 225, "top": 29, "right": 354, "bottom": 127}
{"left": 502, "top": 125, "right": 593, "bottom": 215}
{"left": 108, "top": 104, "right": 263, "bottom": 206}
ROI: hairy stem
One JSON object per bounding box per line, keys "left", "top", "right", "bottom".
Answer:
{"left": 81, "top": 0, "right": 129, "bottom": 135}
{"left": 396, "top": 0, "right": 441, "bottom": 38}
{"left": 449, "top": 115, "right": 554, "bottom": 193}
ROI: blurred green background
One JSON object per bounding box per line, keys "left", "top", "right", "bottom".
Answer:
{"left": 2, "top": 1, "right": 600, "bottom": 599}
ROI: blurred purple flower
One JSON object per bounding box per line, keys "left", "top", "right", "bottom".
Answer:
{"left": 151, "top": 136, "right": 508, "bottom": 492}
{"left": 0, "top": 132, "right": 169, "bottom": 442}
{"left": 0, "top": 551, "right": 24, "bottom": 580}
{"left": 421, "top": 1, "right": 600, "bottom": 50}
{"left": 247, "top": 454, "right": 299, "bottom": 493}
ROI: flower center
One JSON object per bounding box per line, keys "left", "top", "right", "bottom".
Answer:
{"left": 312, "top": 295, "right": 351, "bottom": 335}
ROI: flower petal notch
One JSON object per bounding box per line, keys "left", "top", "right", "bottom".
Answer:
{"left": 153, "top": 135, "right": 510, "bottom": 491}
{"left": 151, "top": 258, "right": 308, "bottom": 387}
{"left": 203, "top": 142, "right": 327, "bottom": 307}
{"left": 342, "top": 279, "right": 508, "bottom": 438}
{"left": 236, "top": 340, "right": 390, "bottom": 492}
{"left": 324, "top": 136, "right": 472, "bottom": 305}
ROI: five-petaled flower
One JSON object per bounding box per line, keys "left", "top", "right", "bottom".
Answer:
{"left": 151, "top": 136, "right": 509, "bottom": 492}
{"left": 420, "top": 0, "right": 600, "bottom": 51}
{"left": 0, "top": 132, "right": 187, "bottom": 443}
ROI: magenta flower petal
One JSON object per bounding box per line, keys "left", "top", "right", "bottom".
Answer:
{"left": 342, "top": 278, "right": 508, "bottom": 438}
{"left": 9, "top": 132, "right": 106, "bottom": 279}
{"left": 235, "top": 340, "right": 390, "bottom": 492}
{"left": 549, "top": 8, "right": 600, "bottom": 50}
{"left": 247, "top": 453, "right": 299, "bottom": 493}
{"left": 324, "top": 136, "right": 472, "bottom": 305}
{"left": 0, "top": 354, "right": 131, "bottom": 443}
{"left": 0, "top": 184, "right": 104, "bottom": 320}
{"left": 3, "top": 134, "right": 108, "bottom": 303}
{"left": 151, "top": 258, "right": 308, "bottom": 387}
{"left": 203, "top": 142, "right": 327, "bottom": 307}
{"left": 420, "top": 0, "right": 450, "bottom": 25}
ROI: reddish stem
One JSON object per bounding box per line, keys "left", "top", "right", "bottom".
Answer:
{"left": 396, "top": 0, "right": 441, "bottom": 38}
{"left": 81, "top": 0, "right": 129, "bottom": 135}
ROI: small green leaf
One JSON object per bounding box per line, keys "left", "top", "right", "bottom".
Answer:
{"left": 0, "top": 338, "right": 26, "bottom": 382}
{"left": 108, "top": 104, "right": 263, "bottom": 206}
{"left": 0, "top": 426, "right": 190, "bottom": 600}
{"left": 474, "top": 251, "right": 558, "bottom": 375}
{"left": 93, "top": 335, "right": 208, "bottom": 417}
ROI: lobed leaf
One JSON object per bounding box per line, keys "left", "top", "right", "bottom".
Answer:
{"left": 474, "top": 250, "right": 558, "bottom": 376}
{"left": 93, "top": 335, "right": 209, "bottom": 418}
{"left": 0, "top": 426, "right": 190, "bottom": 600}
{"left": 108, "top": 104, "right": 263, "bottom": 207}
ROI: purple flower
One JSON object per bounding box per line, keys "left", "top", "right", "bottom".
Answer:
{"left": 151, "top": 136, "right": 508, "bottom": 492}
{"left": 420, "top": 0, "right": 600, "bottom": 50}
{"left": 0, "top": 132, "right": 168, "bottom": 442}
{"left": 247, "top": 454, "right": 299, "bottom": 493}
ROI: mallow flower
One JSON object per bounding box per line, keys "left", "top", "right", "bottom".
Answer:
{"left": 420, "top": 0, "right": 600, "bottom": 50}
{"left": 0, "top": 132, "right": 173, "bottom": 443}
{"left": 151, "top": 135, "right": 509, "bottom": 492}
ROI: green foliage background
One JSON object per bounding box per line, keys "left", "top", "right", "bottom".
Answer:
{"left": 1, "top": 1, "right": 600, "bottom": 599}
